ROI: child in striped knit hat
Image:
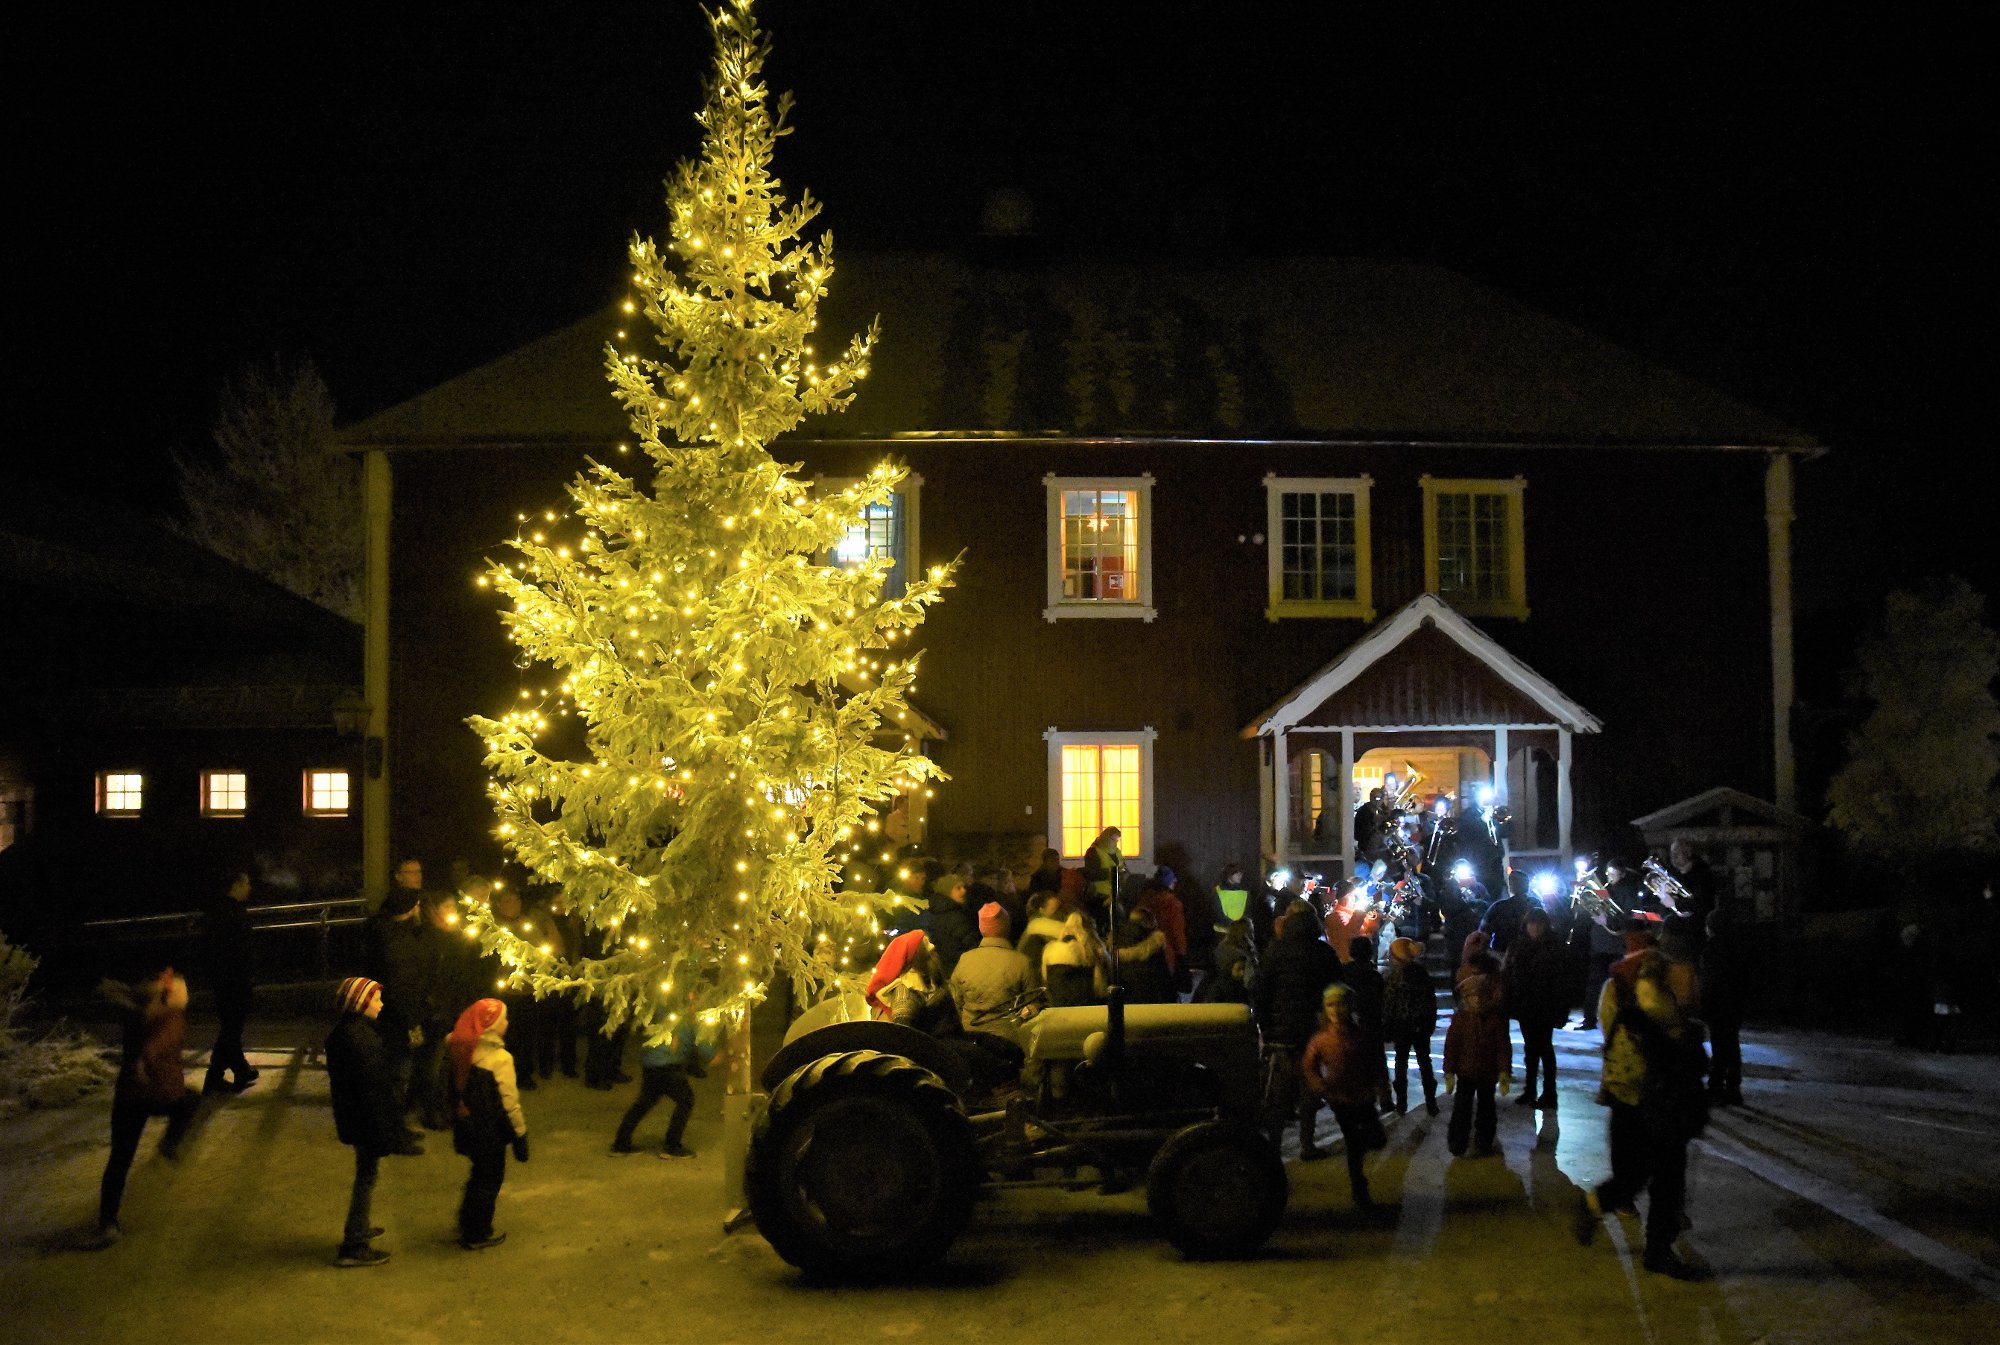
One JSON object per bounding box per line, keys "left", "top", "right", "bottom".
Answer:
{"left": 325, "top": 976, "right": 422, "bottom": 1266}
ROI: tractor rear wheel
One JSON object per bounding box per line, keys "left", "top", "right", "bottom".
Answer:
{"left": 746, "top": 1049, "right": 978, "bottom": 1279}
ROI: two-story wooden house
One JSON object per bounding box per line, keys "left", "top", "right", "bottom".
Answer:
{"left": 343, "top": 253, "right": 1818, "bottom": 908}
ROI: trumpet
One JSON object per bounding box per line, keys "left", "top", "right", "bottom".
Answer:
{"left": 1641, "top": 857, "right": 1691, "bottom": 912}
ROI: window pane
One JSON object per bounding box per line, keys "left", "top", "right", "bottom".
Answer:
{"left": 203, "top": 771, "right": 247, "bottom": 815}
{"left": 306, "top": 770, "right": 350, "bottom": 816}
{"left": 1061, "top": 488, "right": 1137, "bottom": 602}
{"left": 1279, "top": 490, "right": 1357, "bottom": 602}
{"left": 99, "top": 772, "right": 144, "bottom": 814}
{"left": 835, "top": 494, "right": 906, "bottom": 598}
{"left": 1059, "top": 741, "right": 1144, "bottom": 858}
{"left": 1102, "top": 745, "right": 1142, "bottom": 855}
{"left": 1060, "top": 745, "right": 1100, "bottom": 856}
{"left": 1435, "top": 491, "right": 1510, "bottom": 602}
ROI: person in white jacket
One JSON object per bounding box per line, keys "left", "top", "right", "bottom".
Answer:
{"left": 447, "top": 998, "right": 529, "bottom": 1250}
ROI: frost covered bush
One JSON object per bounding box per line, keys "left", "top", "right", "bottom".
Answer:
{"left": 0, "top": 931, "right": 114, "bottom": 1115}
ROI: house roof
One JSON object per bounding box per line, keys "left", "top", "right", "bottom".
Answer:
{"left": 1631, "top": 786, "right": 1812, "bottom": 833}
{"left": 0, "top": 484, "right": 361, "bottom": 703}
{"left": 1242, "top": 594, "right": 1603, "bottom": 738}
{"left": 342, "top": 254, "right": 1819, "bottom": 452}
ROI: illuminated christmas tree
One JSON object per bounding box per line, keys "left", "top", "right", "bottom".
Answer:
{"left": 466, "top": 0, "right": 952, "bottom": 1043}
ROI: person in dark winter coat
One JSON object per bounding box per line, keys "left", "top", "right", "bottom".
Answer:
{"left": 1443, "top": 948, "right": 1511, "bottom": 1157}
{"left": 1255, "top": 900, "right": 1341, "bottom": 1151}
{"left": 1382, "top": 937, "right": 1439, "bottom": 1115}
{"left": 928, "top": 875, "right": 982, "bottom": 978}
{"left": 93, "top": 969, "right": 200, "bottom": 1245}
{"left": 1576, "top": 862, "right": 1641, "bottom": 1030}
{"left": 1340, "top": 936, "right": 1390, "bottom": 1109}
{"left": 201, "top": 869, "right": 260, "bottom": 1094}
{"left": 1301, "top": 982, "right": 1388, "bottom": 1204}
{"left": 612, "top": 999, "right": 714, "bottom": 1158}
{"left": 449, "top": 998, "right": 529, "bottom": 1250}
{"left": 1438, "top": 864, "right": 1490, "bottom": 979}
{"left": 1111, "top": 905, "right": 1178, "bottom": 1005}
{"left": 1503, "top": 907, "right": 1570, "bottom": 1109}
{"left": 363, "top": 880, "right": 431, "bottom": 1103}
{"left": 1199, "top": 917, "right": 1257, "bottom": 1005}
{"left": 324, "top": 976, "right": 422, "bottom": 1266}
{"left": 1700, "top": 910, "right": 1748, "bottom": 1105}
{"left": 1480, "top": 872, "right": 1536, "bottom": 956}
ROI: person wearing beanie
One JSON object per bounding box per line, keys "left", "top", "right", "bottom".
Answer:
{"left": 449, "top": 998, "right": 529, "bottom": 1250}
{"left": 1133, "top": 868, "right": 1189, "bottom": 992}
{"left": 1301, "top": 982, "right": 1388, "bottom": 1206}
{"left": 866, "top": 931, "right": 931, "bottom": 1019}
{"left": 1443, "top": 948, "right": 1512, "bottom": 1157}
{"left": 1382, "top": 937, "right": 1439, "bottom": 1115}
{"left": 928, "top": 873, "right": 982, "bottom": 979}
{"left": 1256, "top": 898, "right": 1341, "bottom": 1153}
{"left": 91, "top": 968, "right": 200, "bottom": 1247}
{"left": 325, "top": 977, "right": 421, "bottom": 1267}
{"left": 1575, "top": 915, "right": 1708, "bottom": 1279}
{"left": 948, "top": 903, "right": 1042, "bottom": 1035}
{"left": 1199, "top": 916, "right": 1257, "bottom": 1005}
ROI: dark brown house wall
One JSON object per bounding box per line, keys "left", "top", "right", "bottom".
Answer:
{"left": 389, "top": 439, "right": 1776, "bottom": 883}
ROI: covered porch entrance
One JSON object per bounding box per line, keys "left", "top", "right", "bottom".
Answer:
{"left": 1244, "top": 595, "right": 1602, "bottom": 881}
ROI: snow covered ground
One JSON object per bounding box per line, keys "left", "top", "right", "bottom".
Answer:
{"left": 2, "top": 1020, "right": 1995, "bottom": 1344}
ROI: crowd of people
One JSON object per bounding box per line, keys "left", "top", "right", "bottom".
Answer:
{"left": 87, "top": 830, "right": 1737, "bottom": 1279}
{"left": 862, "top": 825, "right": 1739, "bottom": 1280}
{"left": 87, "top": 856, "right": 714, "bottom": 1265}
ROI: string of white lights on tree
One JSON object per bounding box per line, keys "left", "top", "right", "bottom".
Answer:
{"left": 463, "top": 0, "right": 956, "bottom": 1044}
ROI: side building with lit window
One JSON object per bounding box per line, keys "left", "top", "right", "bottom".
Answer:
{"left": 345, "top": 253, "right": 1818, "bottom": 921}
{"left": 0, "top": 486, "right": 364, "bottom": 949}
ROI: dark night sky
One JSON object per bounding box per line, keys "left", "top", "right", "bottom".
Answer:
{"left": 12, "top": 3, "right": 1987, "bottom": 621}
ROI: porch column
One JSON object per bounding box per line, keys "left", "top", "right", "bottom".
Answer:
{"left": 1338, "top": 727, "right": 1355, "bottom": 881}
{"left": 1492, "top": 725, "right": 1510, "bottom": 869}
{"left": 1273, "top": 728, "right": 1290, "bottom": 865}
{"left": 1556, "top": 727, "right": 1574, "bottom": 859}
{"left": 362, "top": 448, "right": 392, "bottom": 908}
{"left": 1765, "top": 452, "right": 1798, "bottom": 814}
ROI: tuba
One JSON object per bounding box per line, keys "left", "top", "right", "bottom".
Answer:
{"left": 1569, "top": 863, "right": 1620, "bottom": 920}
{"left": 1388, "top": 762, "right": 1426, "bottom": 815}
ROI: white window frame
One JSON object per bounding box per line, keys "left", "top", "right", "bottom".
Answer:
{"left": 201, "top": 770, "right": 248, "bottom": 818}
{"left": 95, "top": 771, "right": 144, "bottom": 817}
{"left": 1042, "top": 727, "right": 1157, "bottom": 871}
{"left": 1421, "top": 475, "right": 1529, "bottom": 619}
{"left": 1265, "top": 473, "right": 1375, "bottom": 621}
{"left": 1043, "top": 474, "right": 1156, "bottom": 622}
{"left": 816, "top": 471, "right": 922, "bottom": 599}
{"left": 302, "top": 768, "right": 351, "bottom": 818}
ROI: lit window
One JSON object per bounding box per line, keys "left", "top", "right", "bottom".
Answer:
{"left": 304, "top": 769, "right": 350, "bottom": 817}
{"left": 201, "top": 771, "right": 248, "bottom": 817}
{"left": 1265, "top": 474, "right": 1374, "bottom": 620}
{"left": 820, "top": 473, "right": 920, "bottom": 599}
{"left": 1044, "top": 475, "right": 1156, "bottom": 621}
{"left": 1044, "top": 728, "right": 1155, "bottom": 864}
{"left": 1422, "top": 476, "right": 1528, "bottom": 618}
{"left": 96, "top": 772, "right": 144, "bottom": 817}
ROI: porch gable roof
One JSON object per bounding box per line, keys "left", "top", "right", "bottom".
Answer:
{"left": 1241, "top": 594, "right": 1602, "bottom": 738}
{"left": 1631, "top": 786, "right": 1809, "bottom": 832}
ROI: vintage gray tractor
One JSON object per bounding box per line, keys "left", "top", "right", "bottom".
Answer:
{"left": 744, "top": 994, "right": 1288, "bottom": 1278}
